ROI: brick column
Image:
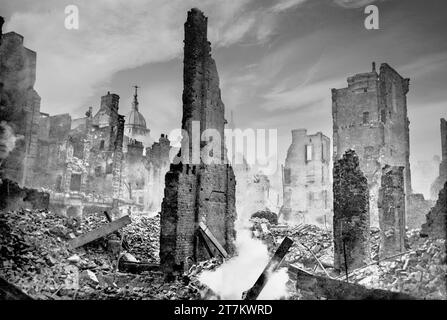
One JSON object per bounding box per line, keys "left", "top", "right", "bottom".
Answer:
{"left": 333, "top": 150, "right": 370, "bottom": 272}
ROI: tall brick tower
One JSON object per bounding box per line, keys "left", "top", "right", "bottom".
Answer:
{"left": 159, "top": 8, "right": 236, "bottom": 275}
{"left": 332, "top": 63, "right": 412, "bottom": 227}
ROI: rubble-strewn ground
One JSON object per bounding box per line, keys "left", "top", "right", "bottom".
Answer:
{"left": 0, "top": 209, "right": 207, "bottom": 300}
{"left": 252, "top": 218, "right": 446, "bottom": 299}
{"left": 1, "top": 209, "right": 445, "bottom": 300}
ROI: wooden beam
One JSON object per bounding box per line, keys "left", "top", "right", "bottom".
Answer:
{"left": 198, "top": 222, "right": 229, "bottom": 259}
{"left": 69, "top": 215, "right": 131, "bottom": 249}
{"left": 289, "top": 264, "right": 416, "bottom": 300}
{"left": 103, "top": 211, "right": 130, "bottom": 250}
{"left": 118, "top": 261, "right": 160, "bottom": 274}
{"left": 243, "top": 237, "right": 294, "bottom": 300}
{"left": 198, "top": 229, "right": 216, "bottom": 259}
{"left": 0, "top": 277, "right": 33, "bottom": 300}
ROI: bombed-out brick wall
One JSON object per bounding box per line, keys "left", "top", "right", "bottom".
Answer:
{"left": 378, "top": 165, "right": 406, "bottom": 259}
{"left": 421, "top": 182, "right": 447, "bottom": 239}
{"left": 0, "top": 31, "right": 41, "bottom": 187}
{"left": 333, "top": 150, "right": 370, "bottom": 272}
{"left": 280, "top": 129, "right": 332, "bottom": 226}
{"left": 431, "top": 118, "right": 447, "bottom": 199}
{"left": 160, "top": 8, "right": 236, "bottom": 274}
{"left": 332, "top": 63, "right": 411, "bottom": 228}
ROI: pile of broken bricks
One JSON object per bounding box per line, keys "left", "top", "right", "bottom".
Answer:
{"left": 252, "top": 217, "right": 446, "bottom": 299}
{"left": 0, "top": 208, "right": 207, "bottom": 300}
{"left": 1, "top": 208, "right": 445, "bottom": 300}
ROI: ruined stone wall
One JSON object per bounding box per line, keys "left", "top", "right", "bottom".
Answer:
{"left": 281, "top": 129, "right": 332, "bottom": 226}
{"left": 378, "top": 166, "right": 406, "bottom": 259}
{"left": 407, "top": 193, "right": 434, "bottom": 229}
{"left": 333, "top": 150, "right": 370, "bottom": 272}
{"left": 431, "top": 118, "right": 447, "bottom": 199}
{"left": 160, "top": 8, "right": 236, "bottom": 273}
{"left": 421, "top": 182, "right": 446, "bottom": 239}
{"left": 0, "top": 32, "right": 41, "bottom": 186}
{"left": 332, "top": 63, "right": 411, "bottom": 228}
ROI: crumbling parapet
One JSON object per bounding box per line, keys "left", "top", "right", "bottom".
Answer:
{"left": 378, "top": 165, "right": 406, "bottom": 259}
{"left": 333, "top": 150, "right": 370, "bottom": 272}
{"left": 421, "top": 182, "right": 446, "bottom": 239}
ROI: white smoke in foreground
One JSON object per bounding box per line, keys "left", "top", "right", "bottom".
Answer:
{"left": 0, "top": 121, "right": 22, "bottom": 162}
{"left": 198, "top": 200, "right": 289, "bottom": 300}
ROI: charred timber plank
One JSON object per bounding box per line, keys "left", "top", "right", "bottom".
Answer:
{"left": 118, "top": 261, "right": 160, "bottom": 274}
{"left": 243, "top": 237, "right": 294, "bottom": 300}
{"left": 199, "top": 222, "right": 229, "bottom": 259}
{"left": 198, "top": 229, "right": 216, "bottom": 259}
{"left": 290, "top": 265, "right": 416, "bottom": 300}
{"left": 69, "top": 215, "right": 131, "bottom": 249}
{"left": 0, "top": 277, "right": 33, "bottom": 300}
{"left": 103, "top": 211, "right": 130, "bottom": 250}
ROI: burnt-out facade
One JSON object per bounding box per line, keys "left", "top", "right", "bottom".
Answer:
{"left": 280, "top": 129, "right": 332, "bottom": 226}
{"left": 332, "top": 63, "right": 412, "bottom": 227}
{"left": 33, "top": 92, "right": 126, "bottom": 218}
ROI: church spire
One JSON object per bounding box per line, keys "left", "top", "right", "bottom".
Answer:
{"left": 132, "top": 85, "right": 139, "bottom": 111}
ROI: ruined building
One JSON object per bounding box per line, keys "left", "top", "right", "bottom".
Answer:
{"left": 32, "top": 92, "right": 126, "bottom": 218}
{"left": 332, "top": 63, "right": 412, "bottom": 227}
{"left": 160, "top": 8, "right": 236, "bottom": 273}
{"left": 280, "top": 129, "right": 332, "bottom": 226}
{"left": 430, "top": 118, "right": 447, "bottom": 200}
{"left": 0, "top": 31, "right": 41, "bottom": 186}
{"left": 333, "top": 150, "right": 370, "bottom": 272}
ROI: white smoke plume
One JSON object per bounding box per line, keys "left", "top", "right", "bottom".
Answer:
{"left": 198, "top": 197, "right": 290, "bottom": 300}
{"left": 0, "top": 121, "right": 22, "bottom": 162}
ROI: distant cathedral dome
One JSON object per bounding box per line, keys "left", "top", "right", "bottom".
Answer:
{"left": 125, "top": 86, "right": 149, "bottom": 137}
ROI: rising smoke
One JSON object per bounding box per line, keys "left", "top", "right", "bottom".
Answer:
{"left": 198, "top": 194, "right": 289, "bottom": 300}
{"left": 0, "top": 121, "right": 21, "bottom": 163}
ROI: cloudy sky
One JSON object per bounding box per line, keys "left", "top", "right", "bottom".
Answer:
{"left": 2, "top": 0, "right": 446, "bottom": 195}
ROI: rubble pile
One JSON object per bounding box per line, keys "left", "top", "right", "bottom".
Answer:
{"left": 348, "top": 229, "right": 446, "bottom": 299}
{"left": 252, "top": 219, "right": 446, "bottom": 299}
{"left": 269, "top": 222, "right": 334, "bottom": 270}
{"left": 0, "top": 209, "right": 205, "bottom": 300}
{"left": 122, "top": 214, "right": 160, "bottom": 263}
{"left": 0, "top": 209, "right": 75, "bottom": 299}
